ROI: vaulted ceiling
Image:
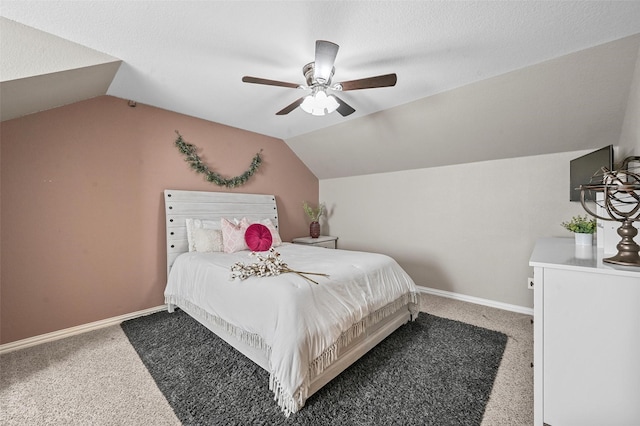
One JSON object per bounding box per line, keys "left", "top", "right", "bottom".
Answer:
{"left": 2, "top": 1, "right": 640, "bottom": 179}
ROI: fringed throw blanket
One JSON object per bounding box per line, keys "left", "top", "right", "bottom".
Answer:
{"left": 164, "top": 243, "right": 419, "bottom": 416}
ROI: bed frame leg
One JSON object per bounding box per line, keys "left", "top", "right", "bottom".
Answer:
{"left": 167, "top": 303, "right": 175, "bottom": 313}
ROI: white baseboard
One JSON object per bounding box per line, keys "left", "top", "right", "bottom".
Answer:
{"left": 0, "top": 305, "right": 167, "bottom": 355}
{"left": 417, "top": 286, "right": 534, "bottom": 316}
{"left": 1, "top": 289, "right": 533, "bottom": 354}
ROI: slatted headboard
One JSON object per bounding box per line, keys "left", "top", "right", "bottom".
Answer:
{"left": 164, "top": 189, "right": 279, "bottom": 276}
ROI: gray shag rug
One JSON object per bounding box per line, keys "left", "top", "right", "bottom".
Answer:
{"left": 121, "top": 310, "right": 507, "bottom": 425}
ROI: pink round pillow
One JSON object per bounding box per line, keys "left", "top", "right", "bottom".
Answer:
{"left": 244, "top": 223, "right": 273, "bottom": 252}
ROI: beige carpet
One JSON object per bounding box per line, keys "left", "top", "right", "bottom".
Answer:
{"left": 0, "top": 293, "right": 533, "bottom": 425}
{"left": 1, "top": 325, "right": 180, "bottom": 425}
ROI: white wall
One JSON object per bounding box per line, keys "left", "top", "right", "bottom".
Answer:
{"left": 288, "top": 35, "right": 640, "bottom": 181}
{"left": 618, "top": 44, "right": 640, "bottom": 158}
{"left": 320, "top": 150, "right": 593, "bottom": 309}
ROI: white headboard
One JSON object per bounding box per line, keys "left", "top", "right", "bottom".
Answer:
{"left": 164, "top": 189, "right": 279, "bottom": 276}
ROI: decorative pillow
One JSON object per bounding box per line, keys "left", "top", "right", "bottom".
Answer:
{"left": 193, "top": 228, "right": 223, "bottom": 253}
{"left": 244, "top": 223, "right": 273, "bottom": 252}
{"left": 221, "top": 217, "right": 250, "bottom": 253}
{"left": 185, "top": 218, "right": 221, "bottom": 252}
{"left": 258, "top": 218, "right": 282, "bottom": 247}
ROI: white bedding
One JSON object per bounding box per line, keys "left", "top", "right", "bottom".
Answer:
{"left": 164, "top": 243, "right": 418, "bottom": 415}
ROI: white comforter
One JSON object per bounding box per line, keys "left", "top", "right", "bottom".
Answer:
{"left": 164, "top": 243, "right": 418, "bottom": 415}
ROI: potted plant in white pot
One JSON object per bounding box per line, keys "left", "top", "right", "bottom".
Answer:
{"left": 561, "top": 215, "right": 597, "bottom": 245}
{"left": 303, "top": 201, "right": 325, "bottom": 238}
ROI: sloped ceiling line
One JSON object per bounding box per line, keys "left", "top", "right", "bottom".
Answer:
{"left": 1, "top": 2, "right": 640, "bottom": 179}
{"left": 0, "top": 17, "right": 121, "bottom": 121}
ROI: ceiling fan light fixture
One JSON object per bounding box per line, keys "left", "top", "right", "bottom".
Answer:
{"left": 242, "top": 40, "right": 396, "bottom": 116}
{"left": 325, "top": 95, "right": 339, "bottom": 114}
{"left": 300, "top": 88, "right": 339, "bottom": 116}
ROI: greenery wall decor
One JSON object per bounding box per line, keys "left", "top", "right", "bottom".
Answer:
{"left": 174, "top": 131, "right": 262, "bottom": 188}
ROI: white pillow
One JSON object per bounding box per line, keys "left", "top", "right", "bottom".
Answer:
{"left": 193, "top": 228, "right": 223, "bottom": 253}
{"left": 185, "top": 218, "right": 222, "bottom": 252}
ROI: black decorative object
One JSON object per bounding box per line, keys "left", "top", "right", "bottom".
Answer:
{"left": 580, "top": 156, "right": 640, "bottom": 266}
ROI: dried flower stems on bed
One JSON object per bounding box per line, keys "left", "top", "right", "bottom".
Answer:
{"left": 230, "top": 248, "right": 328, "bottom": 285}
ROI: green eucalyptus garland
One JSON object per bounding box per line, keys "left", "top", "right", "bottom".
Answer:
{"left": 174, "top": 131, "right": 262, "bottom": 188}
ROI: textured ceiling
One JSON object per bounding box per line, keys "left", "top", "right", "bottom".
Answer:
{"left": 288, "top": 34, "right": 640, "bottom": 178}
{"left": 2, "top": 1, "right": 640, "bottom": 179}
{"left": 2, "top": 1, "right": 640, "bottom": 140}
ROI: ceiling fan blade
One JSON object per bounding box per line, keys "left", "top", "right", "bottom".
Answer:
{"left": 276, "top": 97, "right": 305, "bottom": 115}
{"left": 333, "top": 95, "right": 356, "bottom": 117}
{"left": 242, "top": 76, "right": 300, "bottom": 89}
{"left": 337, "top": 73, "right": 397, "bottom": 91}
{"left": 314, "top": 40, "right": 339, "bottom": 83}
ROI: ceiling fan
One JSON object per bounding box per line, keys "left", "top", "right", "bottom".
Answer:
{"left": 242, "top": 40, "right": 397, "bottom": 117}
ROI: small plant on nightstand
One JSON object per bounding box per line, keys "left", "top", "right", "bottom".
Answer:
{"left": 303, "top": 201, "right": 325, "bottom": 238}
{"left": 303, "top": 201, "right": 325, "bottom": 222}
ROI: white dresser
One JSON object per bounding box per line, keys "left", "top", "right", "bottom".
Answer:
{"left": 529, "top": 237, "right": 640, "bottom": 426}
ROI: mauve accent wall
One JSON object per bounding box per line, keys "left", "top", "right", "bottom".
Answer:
{"left": 0, "top": 95, "right": 318, "bottom": 344}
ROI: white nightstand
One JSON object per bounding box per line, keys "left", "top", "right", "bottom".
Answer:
{"left": 292, "top": 236, "right": 338, "bottom": 249}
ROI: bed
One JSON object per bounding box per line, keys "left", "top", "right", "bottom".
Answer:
{"left": 163, "top": 189, "right": 419, "bottom": 416}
